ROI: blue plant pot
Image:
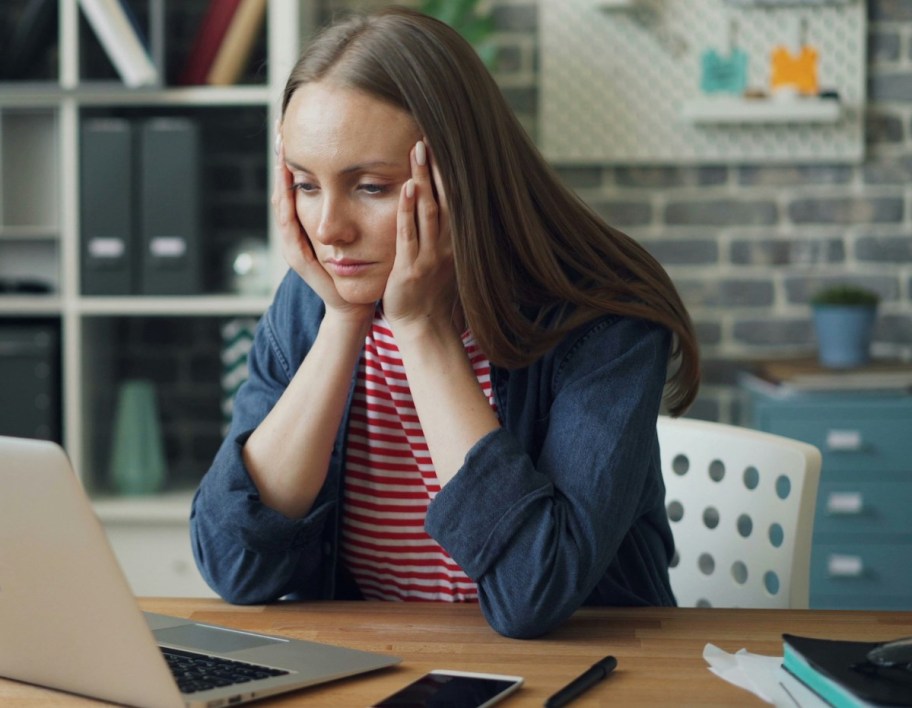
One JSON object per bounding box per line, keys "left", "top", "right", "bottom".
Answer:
{"left": 812, "top": 305, "right": 877, "bottom": 369}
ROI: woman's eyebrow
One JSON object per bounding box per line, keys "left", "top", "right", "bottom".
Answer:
{"left": 284, "top": 158, "right": 401, "bottom": 174}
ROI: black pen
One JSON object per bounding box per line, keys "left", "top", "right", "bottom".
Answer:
{"left": 544, "top": 655, "right": 617, "bottom": 708}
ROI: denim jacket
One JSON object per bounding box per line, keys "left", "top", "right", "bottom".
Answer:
{"left": 191, "top": 270, "right": 676, "bottom": 638}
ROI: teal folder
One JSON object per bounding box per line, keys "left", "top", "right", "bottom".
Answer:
{"left": 783, "top": 634, "right": 912, "bottom": 707}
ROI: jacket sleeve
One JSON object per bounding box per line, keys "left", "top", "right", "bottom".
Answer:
{"left": 189, "top": 273, "right": 340, "bottom": 604}
{"left": 424, "top": 316, "right": 672, "bottom": 638}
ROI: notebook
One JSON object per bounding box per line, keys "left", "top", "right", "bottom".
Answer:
{"left": 0, "top": 435, "right": 401, "bottom": 707}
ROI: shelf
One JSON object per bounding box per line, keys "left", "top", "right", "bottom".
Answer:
{"left": 0, "top": 295, "right": 273, "bottom": 317}
{"left": 0, "top": 225, "right": 59, "bottom": 239}
{"left": 0, "top": 296, "right": 62, "bottom": 315}
{"left": 0, "top": 0, "right": 304, "bottom": 598}
{"left": 92, "top": 490, "right": 196, "bottom": 524}
{"left": 74, "top": 84, "right": 272, "bottom": 107}
{"left": 682, "top": 96, "right": 843, "bottom": 125}
{"left": 77, "top": 294, "right": 273, "bottom": 316}
{"left": 0, "top": 84, "right": 272, "bottom": 108}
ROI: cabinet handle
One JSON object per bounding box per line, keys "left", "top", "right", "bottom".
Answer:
{"left": 825, "top": 491, "right": 864, "bottom": 515}
{"left": 825, "top": 429, "right": 863, "bottom": 452}
{"left": 827, "top": 554, "right": 864, "bottom": 578}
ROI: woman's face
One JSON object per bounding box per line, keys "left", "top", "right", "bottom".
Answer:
{"left": 282, "top": 81, "right": 421, "bottom": 305}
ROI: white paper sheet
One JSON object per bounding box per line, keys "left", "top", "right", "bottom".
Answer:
{"left": 703, "top": 643, "right": 828, "bottom": 707}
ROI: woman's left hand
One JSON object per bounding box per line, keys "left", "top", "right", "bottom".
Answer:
{"left": 382, "top": 139, "right": 460, "bottom": 334}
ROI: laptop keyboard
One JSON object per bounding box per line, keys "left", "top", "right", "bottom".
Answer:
{"left": 162, "top": 646, "right": 290, "bottom": 694}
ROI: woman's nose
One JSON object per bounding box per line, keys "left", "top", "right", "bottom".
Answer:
{"left": 313, "top": 197, "right": 356, "bottom": 245}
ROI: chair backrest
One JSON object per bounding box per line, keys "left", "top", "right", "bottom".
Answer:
{"left": 656, "top": 416, "right": 821, "bottom": 609}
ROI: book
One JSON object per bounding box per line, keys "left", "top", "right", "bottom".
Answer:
{"left": 80, "top": 118, "right": 136, "bottom": 295}
{"left": 205, "top": 0, "right": 267, "bottom": 86}
{"left": 77, "top": 0, "right": 158, "bottom": 87}
{"left": 0, "top": 0, "right": 58, "bottom": 81}
{"left": 746, "top": 357, "right": 912, "bottom": 393}
{"left": 177, "top": 0, "right": 243, "bottom": 86}
{"left": 782, "top": 634, "right": 912, "bottom": 707}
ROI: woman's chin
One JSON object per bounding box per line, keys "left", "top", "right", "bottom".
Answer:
{"left": 335, "top": 284, "right": 383, "bottom": 307}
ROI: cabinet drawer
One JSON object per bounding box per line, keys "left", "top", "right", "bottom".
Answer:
{"left": 103, "top": 522, "right": 216, "bottom": 598}
{"left": 766, "top": 416, "right": 912, "bottom": 474}
{"left": 810, "top": 543, "right": 912, "bottom": 599}
{"left": 815, "top": 481, "right": 912, "bottom": 536}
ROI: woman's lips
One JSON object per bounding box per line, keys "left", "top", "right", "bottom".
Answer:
{"left": 326, "top": 259, "right": 373, "bottom": 276}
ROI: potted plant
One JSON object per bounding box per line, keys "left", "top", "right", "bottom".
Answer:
{"left": 810, "top": 284, "right": 880, "bottom": 369}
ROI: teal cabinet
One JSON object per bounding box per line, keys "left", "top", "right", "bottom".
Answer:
{"left": 741, "top": 384, "right": 912, "bottom": 610}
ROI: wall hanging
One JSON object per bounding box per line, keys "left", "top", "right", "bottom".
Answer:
{"left": 539, "top": 0, "right": 866, "bottom": 164}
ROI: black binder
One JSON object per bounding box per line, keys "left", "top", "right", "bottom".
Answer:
{"left": 80, "top": 118, "right": 135, "bottom": 295}
{"left": 138, "top": 117, "right": 202, "bottom": 295}
{"left": 0, "top": 320, "right": 60, "bottom": 442}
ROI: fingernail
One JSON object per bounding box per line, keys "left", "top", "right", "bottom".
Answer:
{"left": 274, "top": 131, "right": 281, "bottom": 156}
{"left": 415, "top": 140, "right": 426, "bottom": 166}
{"left": 405, "top": 179, "right": 415, "bottom": 198}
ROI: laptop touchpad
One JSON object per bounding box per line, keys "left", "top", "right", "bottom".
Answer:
{"left": 155, "top": 623, "right": 285, "bottom": 653}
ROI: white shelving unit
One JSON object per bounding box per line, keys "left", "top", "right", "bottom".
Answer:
{"left": 0, "top": 0, "right": 313, "bottom": 596}
{"left": 682, "top": 96, "right": 842, "bottom": 124}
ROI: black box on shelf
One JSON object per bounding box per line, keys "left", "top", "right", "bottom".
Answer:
{"left": 80, "top": 117, "right": 136, "bottom": 295}
{"left": 0, "top": 319, "right": 61, "bottom": 442}
{"left": 138, "top": 117, "right": 202, "bottom": 295}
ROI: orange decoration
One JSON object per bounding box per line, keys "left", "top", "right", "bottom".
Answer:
{"left": 770, "top": 45, "right": 819, "bottom": 95}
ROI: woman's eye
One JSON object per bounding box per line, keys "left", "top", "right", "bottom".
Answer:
{"left": 358, "top": 183, "right": 387, "bottom": 195}
{"left": 292, "top": 182, "right": 317, "bottom": 193}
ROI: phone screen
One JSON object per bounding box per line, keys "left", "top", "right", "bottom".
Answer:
{"left": 372, "top": 672, "right": 521, "bottom": 708}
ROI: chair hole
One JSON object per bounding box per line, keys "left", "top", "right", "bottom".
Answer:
{"left": 667, "top": 500, "right": 684, "bottom": 522}
{"left": 708, "top": 460, "right": 725, "bottom": 482}
{"left": 776, "top": 475, "right": 792, "bottom": 500}
{"left": 743, "top": 466, "right": 759, "bottom": 490}
{"left": 672, "top": 454, "right": 689, "bottom": 475}
{"left": 731, "top": 561, "right": 748, "bottom": 585}
{"left": 696, "top": 598, "right": 712, "bottom": 608}
{"left": 736, "top": 514, "right": 753, "bottom": 538}
{"left": 764, "top": 571, "right": 780, "bottom": 595}
{"left": 698, "top": 553, "right": 715, "bottom": 575}
{"left": 670, "top": 550, "right": 679, "bottom": 568}
{"left": 702, "top": 506, "right": 720, "bottom": 529}
{"left": 769, "top": 523, "right": 784, "bottom": 548}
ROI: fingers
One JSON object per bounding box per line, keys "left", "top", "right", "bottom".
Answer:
{"left": 272, "top": 130, "right": 314, "bottom": 274}
{"left": 396, "top": 139, "right": 451, "bottom": 270}
{"left": 271, "top": 126, "right": 293, "bottom": 226}
{"left": 397, "top": 177, "right": 420, "bottom": 266}
{"left": 412, "top": 140, "right": 440, "bottom": 256}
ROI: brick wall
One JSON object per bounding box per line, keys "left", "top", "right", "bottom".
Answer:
{"left": 485, "top": 0, "right": 912, "bottom": 422}
{"left": 315, "top": 0, "right": 911, "bottom": 422}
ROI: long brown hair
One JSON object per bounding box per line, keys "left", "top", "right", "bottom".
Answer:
{"left": 282, "top": 6, "right": 700, "bottom": 415}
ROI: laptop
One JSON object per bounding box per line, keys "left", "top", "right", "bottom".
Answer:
{"left": 0, "top": 435, "right": 401, "bottom": 707}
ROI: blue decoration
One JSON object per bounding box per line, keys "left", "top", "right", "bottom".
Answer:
{"left": 700, "top": 48, "right": 748, "bottom": 94}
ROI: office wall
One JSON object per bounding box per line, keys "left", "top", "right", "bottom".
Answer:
{"left": 109, "top": 0, "right": 911, "bottom": 479}
{"left": 439, "top": 0, "right": 911, "bottom": 422}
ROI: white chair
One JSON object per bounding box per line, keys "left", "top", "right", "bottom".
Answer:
{"left": 656, "top": 416, "right": 822, "bottom": 609}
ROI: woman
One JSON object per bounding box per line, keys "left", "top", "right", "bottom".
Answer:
{"left": 191, "top": 6, "right": 700, "bottom": 639}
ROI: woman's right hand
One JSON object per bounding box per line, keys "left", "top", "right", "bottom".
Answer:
{"left": 272, "top": 134, "right": 372, "bottom": 323}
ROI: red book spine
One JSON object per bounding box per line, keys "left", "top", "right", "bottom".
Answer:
{"left": 177, "top": 0, "right": 243, "bottom": 86}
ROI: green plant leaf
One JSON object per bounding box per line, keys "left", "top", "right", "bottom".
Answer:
{"left": 810, "top": 284, "right": 880, "bottom": 306}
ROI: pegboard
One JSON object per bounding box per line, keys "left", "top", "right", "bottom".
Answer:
{"left": 539, "top": 0, "right": 866, "bottom": 164}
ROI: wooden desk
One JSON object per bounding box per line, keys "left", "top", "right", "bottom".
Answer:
{"left": 3, "top": 599, "right": 911, "bottom": 706}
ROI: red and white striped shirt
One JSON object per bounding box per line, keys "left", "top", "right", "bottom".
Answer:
{"left": 340, "top": 310, "right": 496, "bottom": 602}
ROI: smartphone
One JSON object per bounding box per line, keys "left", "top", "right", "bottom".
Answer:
{"left": 371, "top": 669, "right": 524, "bottom": 708}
